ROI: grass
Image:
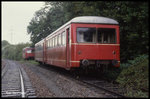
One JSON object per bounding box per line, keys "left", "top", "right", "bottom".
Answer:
{"left": 27, "top": 60, "right": 39, "bottom": 65}
{"left": 104, "top": 54, "right": 149, "bottom": 98}
{"left": 19, "top": 59, "right": 39, "bottom": 65}
{"left": 116, "top": 58, "right": 149, "bottom": 97}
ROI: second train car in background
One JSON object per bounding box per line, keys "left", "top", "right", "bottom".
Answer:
{"left": 23, "top": 47, "right": 35, "bottom": 60}
{"left": 35, "top": 16, "right": 120, "bottom": 70}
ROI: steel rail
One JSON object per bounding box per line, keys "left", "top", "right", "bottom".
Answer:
{"left": 2, "top": 60, "right": 9, "bottom": 78}
{"left": 2, "top": 65, "right": 8, "bottom": 78}
{"left": 80, "top": 80, "right": 126, "bottom": 98}
{"left": 18, "top": 68, "right": 25, "bottom": 98}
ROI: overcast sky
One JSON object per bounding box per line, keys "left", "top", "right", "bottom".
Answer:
{"left": 2, "top": 1, "right": 45, "bottom": 44}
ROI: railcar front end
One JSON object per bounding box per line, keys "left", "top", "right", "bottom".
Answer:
{"left": 70, "top": 23, "right": 120, "bottom": 69}
{"left": 22, "top": 47, "right": 35, "bottom": 60}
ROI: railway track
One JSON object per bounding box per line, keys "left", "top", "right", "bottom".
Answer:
{"left": 71, "top": 69, "right": 127, "bottom": 98}
{"left": 78, "top": 78, "right": 126, "bottom": 98}
{"left": 2, "top": 59, "right": 9, "bottom": 79}
{"left": 1, "top": 60, "right": 36, "bottom": 98}
{"left": 69, "top": 70, "right": 127, "bottom": 98}
{"left": 35, "top": 64, "right": 127, "bottom": 98}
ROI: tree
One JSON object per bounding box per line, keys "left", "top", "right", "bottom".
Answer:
{"left": 2, "top": 40, "right": 32, "bottom": 60}
{"left": 27, "top": 1, "right": 148, "bottom": 62}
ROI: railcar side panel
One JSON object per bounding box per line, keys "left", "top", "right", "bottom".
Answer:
{"left": 35, "top": 51, "right": 43, "bottom": 62}
{"left": 35, "top": 16, "right": 120, "bottom": 70}
{"left": 46, "top": 46, "right": 66, "bottom": 68}
{"left": 45, "top": 25, "right": 71, "bottom": 69}
{"left": 35, "top": 40, "right": 44, "bottom": 62}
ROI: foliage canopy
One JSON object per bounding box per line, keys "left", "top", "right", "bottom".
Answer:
{"left": 27, "top": 1, "right": 148, "bottom": 62}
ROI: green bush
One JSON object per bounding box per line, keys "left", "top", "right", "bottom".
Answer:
{"left": 2, "top": 40, "right": 32, "bottom": 61}
{"left": 103, "top": 54, "right": 148, "bottom": 97}
{"left": 116, "top": 54, "right": 149, "bottom": 97}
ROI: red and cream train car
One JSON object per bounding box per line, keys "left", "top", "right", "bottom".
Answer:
{"left": 35, "top": 16, "right": 120, "bottom": 70}
{"left": 23, "top": 47, "right": 35, "bottom": 60}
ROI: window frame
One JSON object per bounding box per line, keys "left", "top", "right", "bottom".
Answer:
{"left": 76, "top": 27, "right": 97, "bottom": 43}
{"left": 97, "top": 28, "right": 117, "bottom": 44}
{"left": 76, "top": 27, "right": 117, "bottom": 44}
{"left": 62, "top": 31, "right": 66, "bottom": 45}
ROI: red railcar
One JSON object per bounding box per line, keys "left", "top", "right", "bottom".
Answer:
{"left": 35, "top": 16, "right": 120, "bottom": 70}
{"left": 22, "top": 47, "right": 34, "bottom": 60}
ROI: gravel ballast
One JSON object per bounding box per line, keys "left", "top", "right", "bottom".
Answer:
{"left": 20, "top": 62, "right": 108, "bottom": 97}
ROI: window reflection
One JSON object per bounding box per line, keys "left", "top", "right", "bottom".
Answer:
{"left": 77, "top": 27, "right": 116, "bottom": 44}
{"left": 97, "top": 28, "right": 116, "bottom": 44}
{"left": 77, "top": 28, "right": 96, "bottom": 43}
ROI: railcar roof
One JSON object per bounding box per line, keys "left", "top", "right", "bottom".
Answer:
{"left": 46, "top": 16, "right": 118, "bottom": 38}
{"left": 23, "top": 47, "right": 34, "bottom": 49}
{"left": 35, "top": 39, "right": 45, "bottom": 45}
{"left": 36, "top": 16, "right": 119, "bottom": 44}
{"left": 23, "top": 47, "right": 30, "bottom": 49}
{"left": 23, "top": 47, "right": 34, "bottom": 50}
{"left": 70, "top": 16, "right": 119, "bottom": 24}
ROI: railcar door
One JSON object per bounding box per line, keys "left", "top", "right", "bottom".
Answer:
{"left": 66, "top": 28, "right": 70, "bottom": 69}
{"left": 43, "top": 39, "right": 47, "bottom": 64}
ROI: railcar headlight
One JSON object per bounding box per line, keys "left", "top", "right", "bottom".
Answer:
{"left": 82, "top": 59, "right": 89, "bottom": 66}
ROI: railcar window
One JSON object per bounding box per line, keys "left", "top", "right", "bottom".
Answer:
{"left": 40, "top": 43, "right": 43, "bottom": 50}
{"left": 54, "top": 38, "right": 55, "bottom": 47}
{"left": 97, "top": 28, "right": 116, "bottom": 44}
{"left": 61, "top": 32, "right": 64, "bottom": 45}
{"left": 57, "top": 35, "right": 59, "bottom": 46}
{"left": 62, "top": 32, "right": 66, "bottom": 45}
{"left": 53, "top": 37, "right": 55, "bottom": 47}
{"left": 39, "top": 44, "right": 41, "bottom": 50}
{"left": 40, "top": 44, "right": 41, "bottom": 50}
{"left": 49, "top": 39, "right": 52, "bottom": 48}
{"left": 35, "top": 46, "right": 37, "bottom": 51}
{"left": 50, "top": 39, "right": 51, "bottom": 48}
{"left": 27, "top": 50, "right": 31, "bottom": 53}
{"left": 39, "top": 44, "right": 40, "bottom": 50}
{"left": 48, "top": 40, "right": 50, "bottom": 48}
{"left": 58, "top": 34, "right": 61, "bottom": 46}
{"left": 77, "top": 28, "right": 96, "bottom": 43}
{"left": 64, "top": 32, "right": 66, "bottom": 45}
{"left": 47, "top": 40, "right": 49, "bottom": 48}
{"left": 49, "top": 39, "right": 50, "bottom": 48}
{"left": 51, "top": 38, "right": 53, "bottom": 47}
{"left": 55, "top": 36, "right": 57, "bottom": 47}
{"left": 37, "top": 45, "right": 38, "bottom": 50}
{"left": 56, "top": 36, "right": 57, "bottom": 47}
{"left": 37, "top": 46, "right": 38, "bottom": 51}
{"left": 54, "top": 37, "right": 55, "bottom": 47}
